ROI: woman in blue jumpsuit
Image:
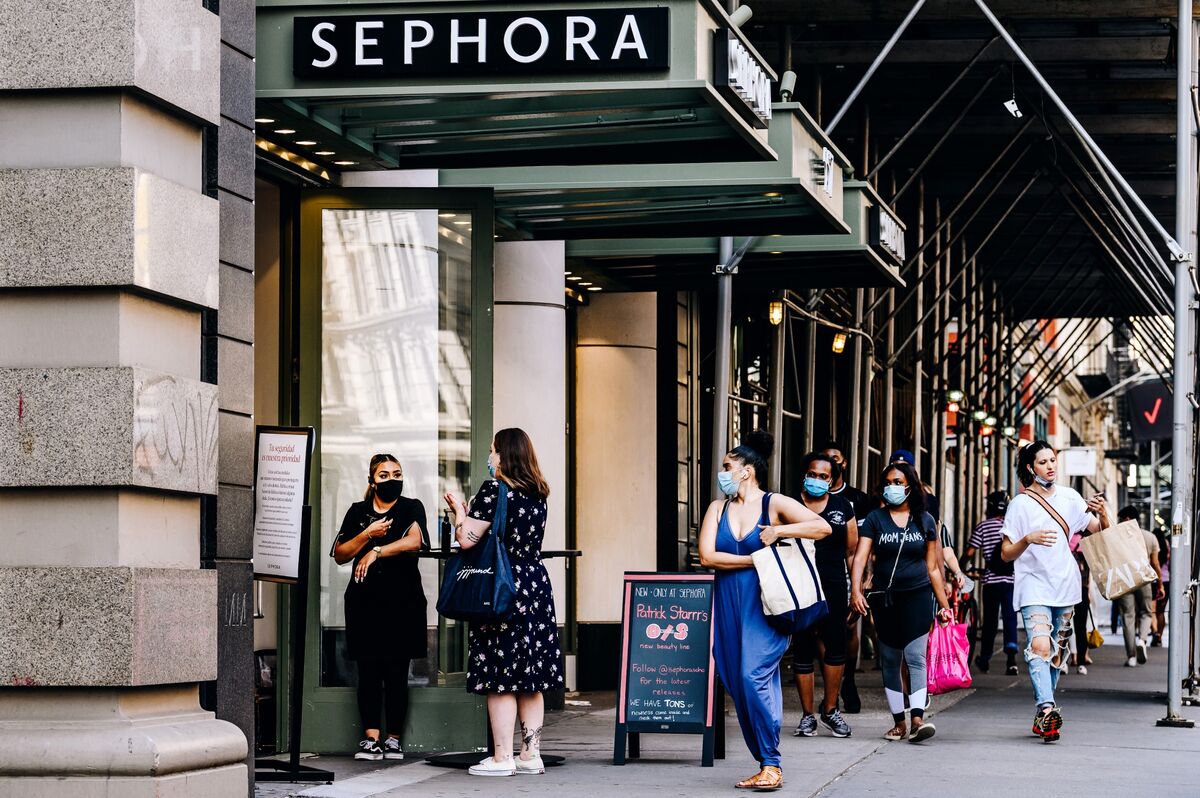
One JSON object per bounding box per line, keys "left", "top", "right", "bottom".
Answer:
{"left": 699, "top": 432, "right": 832, "bottom": 791}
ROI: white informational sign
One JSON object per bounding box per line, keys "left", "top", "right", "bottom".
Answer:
{"left": 253, "top": 427, "right": 314, "bottom": 583}
{"left": 1060, "top": 447, "right": 1098, "bottom": 477}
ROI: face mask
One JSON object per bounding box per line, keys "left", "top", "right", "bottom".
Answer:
{"left": 717, "top": 470, "right": 741, "bottom": 497}
{"left": 804, "top": 477, "right": 830, "bottom": 498}
{"left": 375, "top": 479, "right": 403, "bottom": 503}
{"left": 882, "top": 485, "right": 910, "bottom": 506}
{"left": 487, "top": 459, "right": 497, "bottom": 479}
{"left": 1034, "top": 474, "right": 1054, "bottom": 488}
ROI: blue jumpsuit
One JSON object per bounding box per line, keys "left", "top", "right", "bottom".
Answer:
{"left": 712, "top": 493, "right": 791, "bottom": 769}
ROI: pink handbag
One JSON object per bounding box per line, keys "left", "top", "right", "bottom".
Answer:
{"left": 927, "top": 618, "right": 973, "bottom": 695}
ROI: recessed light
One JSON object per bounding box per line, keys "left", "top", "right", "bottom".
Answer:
{"left": 274, "top": 128, "right": 296, "bottom": 135}
{"left": 314, "top": 150, "right": 335, "bottom": 156}
{"left": 295, "top": 140, "right": 317, "bottom": 146}
{"left": 334, "top": 160, "right": 357, "bottom": 166}
{"left": 255, "top": 118, "right": 275, "bottom": 124}
{"left": 453, "top": 220, "right": 470, "bottom": 226}
{"left": 567, "top": 276, "right": 582, "bottom": 282}
{"left": 439, "top": 213, "right": 456, "bottom": 218}
{"left": 578, "top": 282, "right": 593, "bottom": 286}
{"left": 564, "top": 271, "right": 572, "bottom": 275}
{"left": 769, "top": 251, "right": 783, "bottom": 255}
{"left": 763, "top": 191, "right": 781, "bottom": 197}
{"left": 587, "top": 286, "right": 602, "bottom": 291}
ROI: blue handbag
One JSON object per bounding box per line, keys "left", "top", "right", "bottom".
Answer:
{"left": 436, "top": 481, "right": 517, "bottom": 623}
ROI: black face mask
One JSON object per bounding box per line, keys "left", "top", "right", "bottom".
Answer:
{"left": 375, "top": 479, "right": 403, "bottom": 502}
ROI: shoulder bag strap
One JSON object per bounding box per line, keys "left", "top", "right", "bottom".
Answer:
{"left": 760, "top": 492, "right": 773, "bottom": 529}
{"left": 493, "top": 481, "right": 509, "bottom": 542}
{"left": 1026, "top": 490, "right": 1070, "bottom": 538}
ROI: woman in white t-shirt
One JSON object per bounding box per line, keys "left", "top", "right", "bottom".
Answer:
{"left": 1000, "top": 441, "right": 1110, "bottom": 743}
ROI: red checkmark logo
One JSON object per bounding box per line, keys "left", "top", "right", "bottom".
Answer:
{"left": 1144, "top": 398, "right": 1163, "bottom": 425}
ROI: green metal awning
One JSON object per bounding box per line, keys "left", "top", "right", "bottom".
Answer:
{"left": 255, "top": 0, "right": 779, "bottom": 172}
{"left": 437, "top": 103, "right": 851, "bottom": 238}
{"left": 563, "top": 180, "right": 906, "bottom": 291}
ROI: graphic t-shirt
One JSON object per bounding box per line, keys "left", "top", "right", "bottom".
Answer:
{"left": 1001, "top": 486, "right": 1091, "bottom": 609}
{"left": 812, "top": 493, "right": 856, "bottom": 571}
{"left": 831, "top": 483, "right": 873, "bottom": 522}
{"left": 858, "top": 508, "right": 938, "bottom": 591}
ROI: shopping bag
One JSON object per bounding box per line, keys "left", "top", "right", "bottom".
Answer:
{"left": 750, "top": 494, "right": 827, "bottom": 634}
{"left": 436, "top": 482, "right": 516, "bottom": 623}
{"left": 1079, "top": 520, "right": 1158, "bottom": 600}
{"left": 927, "top": 619, "right": 973, "bottom": 695}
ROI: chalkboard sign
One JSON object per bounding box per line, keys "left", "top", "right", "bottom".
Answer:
{"left": 614, "top": 572, "right": 719, "bottom": 767}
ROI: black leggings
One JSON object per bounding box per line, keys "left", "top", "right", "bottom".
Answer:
{"left": 356, "top": 659, "right": 411, "bottom": 736}
{"left": 792, "top": 567, "right": 849, "bottom": 673}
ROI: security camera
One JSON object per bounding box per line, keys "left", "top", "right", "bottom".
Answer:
{"left": 1003, "top": 98, "right": 1023, "bottom": 118}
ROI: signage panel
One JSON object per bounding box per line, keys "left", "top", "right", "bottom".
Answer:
{"left": 252, "top": 426, "right": 314, "bottom": 583}
{"left": 1128, "top": 381, "right": 1173, "bottom": 441}
{"left": 712, "top": 28, "right": 772, "bottom": 128}
{"left": 294, "top": 8, "right": 670, "bottom": 79}
{"left": 869, "top": 202, "right": 907, "bottom": 265}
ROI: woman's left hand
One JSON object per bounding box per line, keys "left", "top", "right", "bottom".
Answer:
{"left": 758, "top": 525, "right": 780, "bottom": 545}
{"left": 354, "top": 550, "right": 378, "bottom": 583}
{"left": 936, "top": 606, "right": 953, "bottom": 625}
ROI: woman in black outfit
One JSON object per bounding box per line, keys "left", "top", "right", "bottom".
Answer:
{"left": 850, "top": 462, "right": 952, "bottom": 743}
{"left": 791, "top": 451, "right": 857, "bottom": 739}
{"left": 332, "top": 454, "right": 428, "bottom": 761}
{"left": 443, "top": 428, "right": 563, "bottom": 777}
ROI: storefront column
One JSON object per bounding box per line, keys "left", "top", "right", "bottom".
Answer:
{"left": 0, "top": 2, "right": 248, "bottom": 795}
{"left": 574, "top": 292, "right": 657, "bottom": 689}
{"left": 493, "top": 241, "right": 570, "bottom": 683}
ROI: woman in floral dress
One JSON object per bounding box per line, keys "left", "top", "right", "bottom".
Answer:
{"left": 444, "top": 427, "right": 562, "bottom": 777}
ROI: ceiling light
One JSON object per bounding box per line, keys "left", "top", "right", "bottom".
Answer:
{"left": 334, "top": 160, "right": 357, "bottom": 166}
{"left": 453, "top": 220, "right": 470, "bottom": 226}
{"left": 578, "top": 282, "right": 593, "bottom": 286}
{"left": 567, "top": 276, "right": 582, "bottom": 282}
{"left": 439, "top": 213, "right": 456, "bottom": 218}
{"left": 985, "top": 415, "right": 998, "bottom": 427}
{"left": 314, "top": 150, "right": 335, "bottom": 156}
{"left": 1002, "top": 425, "right": 1017, "bottom": 437}
{"left": 564, "top": 271, "right": 572, "bottom": 275}
{"left": 587, "top": 286, "right": 602, "bottom": 291}
{"left": 972, "top": 409, "right": 988, "bottom": 422}
{"left": 255, "top": 118, "right": 275, "bottom": 124}
{"left": 946, "top": 389, "right": 965, "bottom": 403}
{"left": 295, "top": 140, "right": 317, "bottom": 146}
{"left": 274, "top": 128, "right": 296, "bottom": 135}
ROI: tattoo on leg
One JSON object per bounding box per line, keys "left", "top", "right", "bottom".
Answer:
{"left": 521, "top": 722, "right": 542, "bottom": 753}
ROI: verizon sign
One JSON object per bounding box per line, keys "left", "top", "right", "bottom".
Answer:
{"left": 293, "top": 8, "right": 670, "bottom": 79}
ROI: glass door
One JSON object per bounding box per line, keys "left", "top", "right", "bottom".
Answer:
{"left": 287, "top": 188, "right": 493, "bottom": 754}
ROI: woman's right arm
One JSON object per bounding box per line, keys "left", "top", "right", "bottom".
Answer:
{"left": 332, "top": 511, "right": 389, "bottom": 564}
{"left": 698, "top": 501, "right": 753, "bottom": 570}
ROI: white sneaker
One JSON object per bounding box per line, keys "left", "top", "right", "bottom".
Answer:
{"left": 468, "top": 757, "right": 516, "bottom": 777}
{"left": 1077, "top": 665, "right": 1088, "bottom": 675}
{"left": 1126, "top": 657, "right": 1138, "bottom": 667}
{"left": 515, "top": 755, "right": 545, "bottom": 775}
{"left": 1137, "top": 640, "right": 1148, "bottom": 664}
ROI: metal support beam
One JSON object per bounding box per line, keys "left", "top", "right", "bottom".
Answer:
{"left": 710, "top": 237, "right": 734, "bottom": 499}
{"left": 769, "top": 299, "right": 786, "bottom": 490}
{"left": 914, "top": 179, "right": 926, "bottom": 475}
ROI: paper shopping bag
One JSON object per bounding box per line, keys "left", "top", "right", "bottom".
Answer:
{"left": 1079, "top": 520, "right": 1158, "bottom": 600}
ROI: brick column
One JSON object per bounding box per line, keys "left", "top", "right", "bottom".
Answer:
{"left": 0, "top": 1, "right": 249, "bottom": 794}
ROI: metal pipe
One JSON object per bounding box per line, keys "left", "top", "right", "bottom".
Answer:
{"left": 710, "top": 237, "right": 734, "bottom": 498}
{"left": 860, "top": 288, "right": 877, "bottom": 487}
{"left": 883, "top": 288, "right": 896, "bottom": 460}
{"left": 827, "top": 0, "right": 929, "bottom": 134}
{"left": 1020, "top": 332, "right": 1109, "bottom": 415}
{"left": 1018, "top": 320, "right": 1105, "bottom": 412}
{"left": 973, "top": 0, "right": 1187, "bottom": 260}
{"left": 805, "top": 310, "right": 817, "bottom": 453}
{"left": 769, "top": 299, "right": 786, "bottom": 490}
{"left": 849, "top": 288, "right": 865, "bottom": 483}
{"left": 914, "top": 179, "right": 926, "bottom": 475}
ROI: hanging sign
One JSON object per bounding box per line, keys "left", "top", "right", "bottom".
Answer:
{"left": 293, "top": 8, "right": 670, "bottom": 79}
{"left": 252, "top": 426, "right": 314, "bottom": 583}
{"left": 869, "top": 202, "right": 907, "bottom": 265}
{"left": 614, "top": 572, "right": 717, "bottom": 767}
{"left": 1127, "top": 382, "right": 1172, "bottom": 441}
{"left": 712, "top": 28, "right": 773, "bottom": 128}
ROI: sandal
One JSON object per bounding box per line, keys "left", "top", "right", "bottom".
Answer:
{"left": 735, "top": 770, "right": 763, "bottom": 789}
{"left": 883, "top": 724, "right": 906, "bottom": 741}
{"left": 752, "top": 766, "right": 784, "bottom": 792}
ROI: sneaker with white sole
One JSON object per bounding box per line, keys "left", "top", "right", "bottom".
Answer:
{"left": 354, "top": 738, "right": 384, "bottom": 761}
{"left": 383, "top": 737, "right": 404, "bottom": 760}
{"left": 793, "top": 713, "right": 817, "bottom": 737}
{"left": 819, "top": 707, "right": 852, "bottom": 738}
{"left": 468, "top": 757, "right": 516, "bottom": 777}
{"left": 1077, "top": 664, "right": 1088, "bottom": 675}
{"left": 515, "top": 755, "right": 545, "bottom": 775}
{"left": 1137, "top": 640, "right": 1148, "bottom": 664}
{"left": 1126, "top": 657, "right": 1138, "bottom": 667}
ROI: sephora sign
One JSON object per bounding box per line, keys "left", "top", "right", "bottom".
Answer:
{"left": 293, "top": 8, "right": 670, "bottom": 79}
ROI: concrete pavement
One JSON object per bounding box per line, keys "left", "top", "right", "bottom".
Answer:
{"left": 257, "top": 632, "right": 1199, "bottom": 798}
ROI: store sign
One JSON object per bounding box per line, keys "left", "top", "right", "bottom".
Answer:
{"left": 712, "top": 28, "right": 772, "bottom": 128}
{"left": 293, "top": 8, "right": 670, "bottom": 79}
{"left": 252, "top": 426, "right": 314, "bottom": 583}
{"left": 1128, "top": 382, "right": 1173, "bottom": 441}
{"left": 869, "top": 202, "right": 906, "bottom": 265}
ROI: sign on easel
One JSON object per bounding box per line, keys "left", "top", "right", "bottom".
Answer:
{"left": 252, "top": 426, "right": 314, "bottom": 583}
{"left": 614, "top": 572, "right": 719, "bottom": 767}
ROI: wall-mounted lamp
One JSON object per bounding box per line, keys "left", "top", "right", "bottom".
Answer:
{"left": 972, "top": 409, "right": 988, "bottom": 422}
{"left": 946, "top": 389, "right": 965, "bottom": 403}
{"left": 831, "top": 331, "right": 848, "bottom": 354}
{"left": 984, "top": 415, "right": 998, "bottom": 427}
{"left": 980, "top": 426, "right": 994, "bottom": 437}
{"left": 946, "top": 401, "right": 960, "bottom": 414}
{"left": 1001, "top": 425, "right": 1017, "bottom": 437}
{"left": 768, "top": 299, "right": 784, "bottom": 326}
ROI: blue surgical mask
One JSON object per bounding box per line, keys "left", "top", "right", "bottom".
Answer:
{"left": 487, "top": 459, "right": 497, "bottom": 479}
{"left": 882, "top": 485, "right": 910, "bottom": 506}
{"left": 717, "top": 471, "right": 741, "bottom": 497}
{"left": 804, "top": 477, "right": 830, "bottom": 498}
{"left": 1034, "top": 474, "right": 1054, "bottom": 488}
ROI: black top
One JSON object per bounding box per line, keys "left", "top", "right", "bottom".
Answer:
{"left": 831, "top": 482, "right": 873, "bottom": 521}
{"left": 858, "top": 507, "right": 938, "bottom": 592}
{"left": 335, "top": 496, "right": 429, "bottom": 661}
{"left": 809, "top": 492, "right": 856, "bottom": 571}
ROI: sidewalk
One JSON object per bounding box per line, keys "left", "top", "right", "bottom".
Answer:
{"left": 257, "top": 635, "right": 1199, "bottom": 798}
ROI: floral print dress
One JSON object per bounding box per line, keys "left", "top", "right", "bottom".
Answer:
{"left": 465, "top": 479, "right": 564, "bottom": 694}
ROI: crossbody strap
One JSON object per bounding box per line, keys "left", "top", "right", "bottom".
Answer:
{"left": 884, "top": 514, "right": 909, "bottom": 591}
{"left": 1026, "top": 490, "right": 1070, "bottom": 538}
{"left": 492, "top": 480, "right": 509, "bottom": 543}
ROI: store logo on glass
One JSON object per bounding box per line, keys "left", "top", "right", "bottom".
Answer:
{"left": 294, "top": 9, "right": 670, "bottom": 79}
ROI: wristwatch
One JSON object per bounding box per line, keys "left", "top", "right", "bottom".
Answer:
{"left": 372, "top": 546, "right": 382, "bottom": 556}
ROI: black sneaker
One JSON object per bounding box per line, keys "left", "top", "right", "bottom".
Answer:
{"left": 355, "top": 738, "right": 384, "bottom": 760}
{"left": 840, "top": 680, "right": 862, "bottom": 714}
{"left": 1006, "top": 664, "right": 1019, "bottom": 675}
{"left": 974, "top": 657, "right": 990, "bottom": 674}
{"left": 819, "top": 707, "right": 852, "bottom": 738}
{"left": 794, "top": 713, "right": 817, "bottom": 737}
{"left": 383, "top": 737, "right": 404, "bottom": 760}
{"left": 1037, "top": 706, "right": 1063, "bottom": 743}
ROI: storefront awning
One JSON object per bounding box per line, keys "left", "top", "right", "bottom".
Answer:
{"left": 563, "top": 180, "right": 906, "bottom": 291}
{"left": 437, "top": 103, "right": 850, "bottom": 238}
{"left": 255, "top": 0, "right": 779, "bottom": 172}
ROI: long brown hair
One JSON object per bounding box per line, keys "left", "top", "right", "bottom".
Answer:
{"left": 363, "top": 453, "right": 400, "bottom": 500}
{"left": 494, "top": 428, "right": 550, "bottom": 500}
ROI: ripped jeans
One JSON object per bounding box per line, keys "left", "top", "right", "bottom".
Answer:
{"left": 1020, "top": 605, "right": 1074, "bottom": 707}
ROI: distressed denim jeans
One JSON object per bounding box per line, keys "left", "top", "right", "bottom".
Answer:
{"left": 1020, "top": 604, "right": 1075, "bottom": 707}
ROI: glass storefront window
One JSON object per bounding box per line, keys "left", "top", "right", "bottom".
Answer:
{"left": 316, "top": 208, "right": 474, "bottom": 687}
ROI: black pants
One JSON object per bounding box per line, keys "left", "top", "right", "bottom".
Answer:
{"left": 979, "top": 582, "right": 1018, "bottom": 664}
{"left": 356, "top": 658, "right": 411, "bottom": 735}
{"left": 1074, "top": 589, "right": 1091, "bottom": 659}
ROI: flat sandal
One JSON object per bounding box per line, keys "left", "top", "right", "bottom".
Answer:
{"left": 752, "top": 766, "right": 783, "bottom": 792}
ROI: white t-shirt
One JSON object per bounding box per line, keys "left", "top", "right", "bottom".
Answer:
{"left": 1001, "top": 486, "right": 1091, "bottom": 609}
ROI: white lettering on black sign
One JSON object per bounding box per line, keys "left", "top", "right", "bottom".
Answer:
{"left": 293, "top": 9, "right": 669, "bottom": 79}
{"left": 870, "top": 203, "right": 907, "bottom": 265}
{"left": 712, "top": 29, "right": 772, "bottom": 128}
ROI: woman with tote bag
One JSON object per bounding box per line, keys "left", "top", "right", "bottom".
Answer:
{"left": 999, "top": 441, "right": 1110, "bottom": 743}
{"left": 698, "top": 431, "right": 831, "bottom": 791}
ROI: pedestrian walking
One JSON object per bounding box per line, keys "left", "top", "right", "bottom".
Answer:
{"left": 699, "top": 431, "right": 832, "bottom": 791}
{"left": 850, "top": 462, "right": 953, "bottom": 743}
{"left": 331, "top": 454, "right": 429, "bottom": 761}
{"left": 965, "top": 491, "right": 1020, "bottom": 675}
{"left": 1000, "top": 441, "right": 1110, "bottom": 743}
{"left": 1113, "top": 506, "right": 1164, "bottom": 666}
{"left": 1152, "top": 526, "right": 1170, "bottom": 647}
{"left": 888, "top": 449, "right": 941, "bottom": 522}
{"left": 443, "top": 428, "right": 562, "bottom": 777}
{"left": 789, "top": 451, "right": 857, "bottom": 740}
